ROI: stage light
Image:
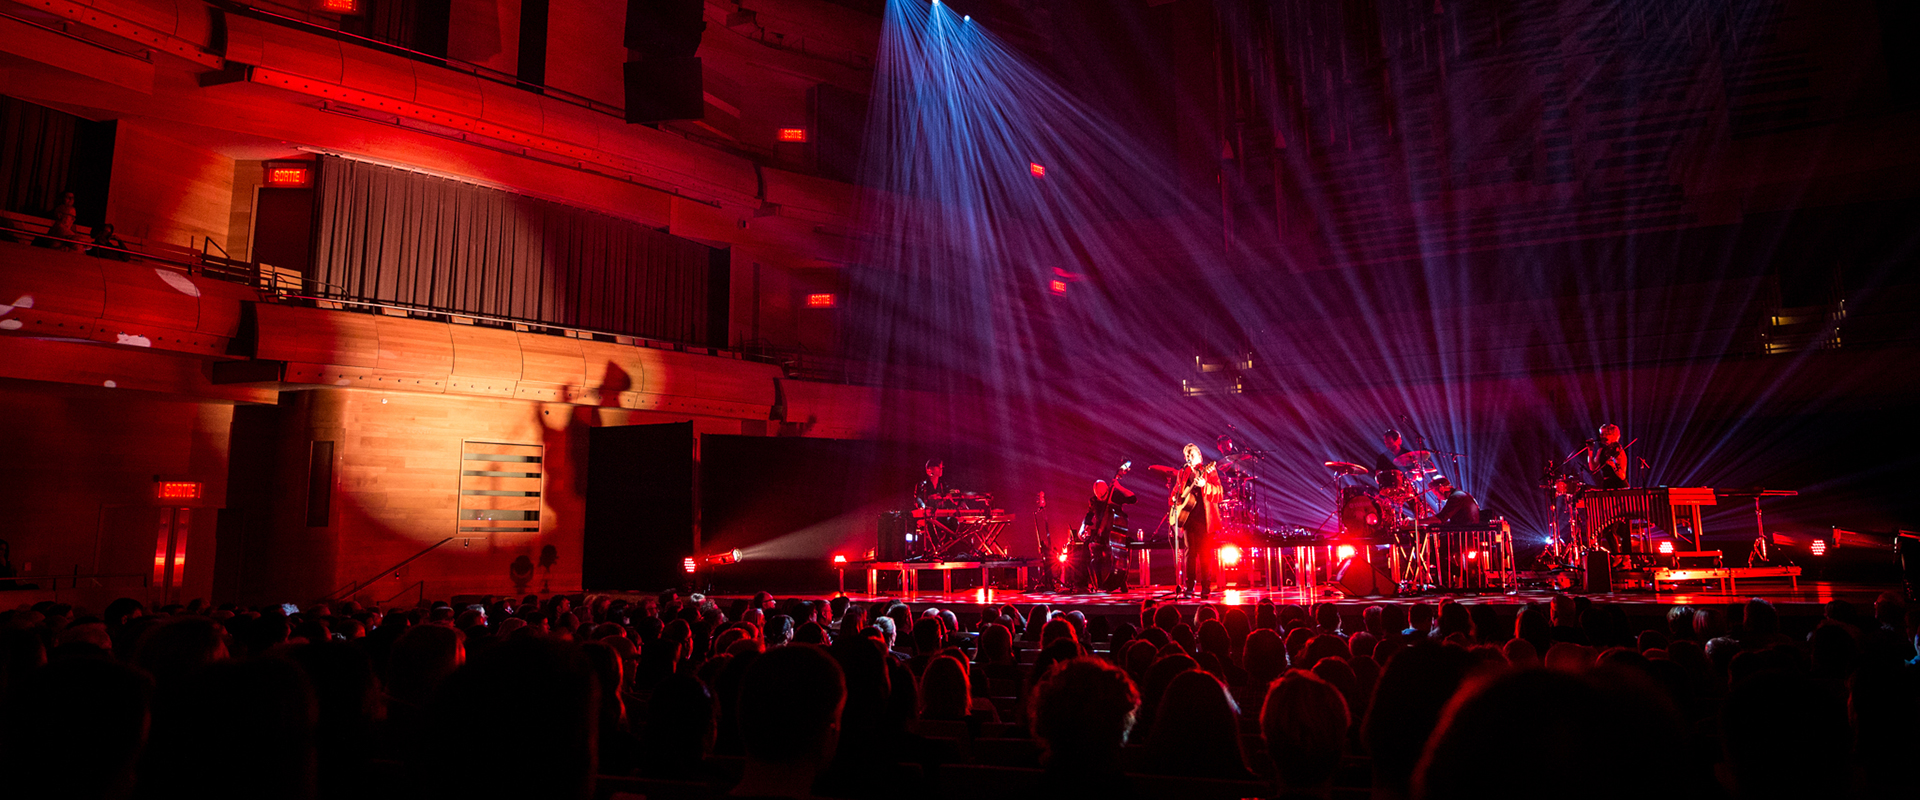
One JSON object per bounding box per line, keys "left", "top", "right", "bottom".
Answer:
{"left": 1049, "top": 279, "right": 1067, "bottom": 295}
{"left": 155, "top": 481, "right": 202, "bottom": 500}
{"left": 807, "top": 293, "right": 838, "bottom": 308}
{"left": 1810, "top": 539, "right": 1827, "bottom": 556}
{"left": 1222, "top": 589, "right": 1243, "bottom": 606}
{"left": 1466, "top": 550, "right": 1480, "bottom": 560}
{"left": 963, "top": 15, "right": 970, "bottom": 22}
{"left": 1057, "top": 548, "right": 1069, "bottom": 563}
{"left": 1028, "top": 162, "right": 1046, "bottom": 178}
{"left": 704, "top": 549, "right": 743, "bottom": 565}
{"left": 1218, "top": 544, "right": 1242, "bottom": 567}
{"left": 1334, "top": 544, "right": 1357, "bottom": 561}
{"left": 778, "top": 127, "right": 808, "bottom": 142}
{"left": 682, "top": 557, "right": 697, "bottom": 574}
{"left": 833, "top": 554, "right": 848, "bottom": 564}
{"left": 1657, "top": 540, "right": 1675, "bottom": 555}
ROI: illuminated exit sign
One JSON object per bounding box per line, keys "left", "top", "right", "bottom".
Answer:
{"left": 156, "top": 481, "right": 203, "bottom": 500}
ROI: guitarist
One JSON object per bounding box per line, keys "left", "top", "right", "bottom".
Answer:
{"left": 1170, "top": 443, "right": 1225, "bottom": 599}
{"left": 1080, "top": 462, "right": 1135, "bottom": 592}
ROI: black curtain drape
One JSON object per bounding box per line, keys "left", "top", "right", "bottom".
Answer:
{"left": 0, "top": 95, "right": 75, "bottom": 217}
{"left": 311, "top": 155, "right": 717, "bottom": 344}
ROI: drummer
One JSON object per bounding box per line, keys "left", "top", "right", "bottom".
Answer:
{"left": 1374, "top": 429, "right": 1416, "bottom": 476}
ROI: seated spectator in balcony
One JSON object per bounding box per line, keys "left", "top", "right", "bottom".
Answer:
{"left": 1262, "top": 669, "right": 1350, "bottom": 799}
{"left": 1139, "top": 669, "right": 1256, "bottom": 781}
{"left": 732, "top": 644, "right": 846, "bottom": 800}
{"left": 88, "top": 222, "right": 130, "bottom": 261}
{"left": 38, "top": 190, "right": 83, "bottom": 251}
{"left": 1030, "top": 656, "right": 1141, "bottom": 798}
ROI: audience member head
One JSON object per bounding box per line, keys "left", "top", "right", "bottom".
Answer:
{"left": 1142, "top": 669, "right": 1249, "bottom": 780}
{"left": 1363, "top": 642, "right": 1474, "bottom": 798}
{"left": 386, "top": 623, "right": 464, "bottom": 710}
{"left": 1262, "top": 669, "right": 1350, "bottom": 792}
{"left": 1418, "top": 667, "right": 1692, "bottom": 799}
{"left": 736, "top": 644, "right": 845, "bottom": 797}
{"left": 1029, "top": 657, "right": 1140, "bottom": 774}
{"left": 978, "top": 622, "right": 1013, "bottom": 665}
{"left": 919, "top": 654, "right": 972, "bottom": 720}
{"left": 1243, "top": 628, "right": 1286, "bottom": 688}
{"left": 640, "top": 673, "right": 714, "bottom": 772}
{"left": 0, "top": 657, "right": 151, "bottom": 800}
{"left": 420, "top": 636, "right": 599, "bottom": 800}
{"left": 1298, "top": 633, "right": 1352, "bottom": 671}
{"left": 144, "top": 657, "right": 318, "bottom": 800}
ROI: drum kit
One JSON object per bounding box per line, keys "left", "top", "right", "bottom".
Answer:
{"left": 1324, "top": 449, "right": 1449, "bottom": 590}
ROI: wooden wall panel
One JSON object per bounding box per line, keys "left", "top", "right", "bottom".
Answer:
{"left": 374, "top": 315, "right": 455, "bottom": 377}
{"left": 106, "top": 119, "right": 234, "bottom": 250}
{"left": 254, "top": 304, "right": 380, "bottom": 367}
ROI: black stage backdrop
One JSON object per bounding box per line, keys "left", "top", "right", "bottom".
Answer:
{"left": 584, "top": 422, "right": 694, "bottom": 591}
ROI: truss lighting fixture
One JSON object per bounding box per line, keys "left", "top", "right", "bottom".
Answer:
{"left": 705, "top": 549, "right": 743, "bottom": 565}
{"left": 1657, "top": 540, "right": 1675, "bottom": 555}
{"left": 682, "top": 557, "right": 697, "bottom": 574}
{"left": 1049, "top": 279, "right": 1067, "bottom": 295}
{"left": 1334, "top": 544, "right": 1357, "bottom": 562}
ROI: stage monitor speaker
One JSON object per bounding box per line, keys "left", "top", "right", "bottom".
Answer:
{"left": 1585, "top": 550, "right": 1613, "bottom": 592}
{"left": 876, "top": 511, "right": 910, "bottom": 562}
{"left": 1335, "top": 548, "right": 1398, "bottom": 598}
{"left": 624, "top": 58, "right": 703, "bottom": 123}
{"left": 584, "top": 422, "right": 693, "bottom": 590}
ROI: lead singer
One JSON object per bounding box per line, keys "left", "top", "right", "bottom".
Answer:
{"left": 1170, "top": 443, "right": 1225, "bottom": 599}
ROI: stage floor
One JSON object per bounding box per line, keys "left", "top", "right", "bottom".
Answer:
{"left": 632, "top": 580, "right": 1900, "bottom": 617}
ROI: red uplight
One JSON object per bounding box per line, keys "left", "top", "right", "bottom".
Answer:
{"left": 1218, "top": 544, "right": 1241, "bottom": 567}
{"left": 778, "top": 128, "right": 808, "bottom": 142}
{"left": 156, "top": 481, "right": 202, "bottom": 500}
{"left": 1657, "top": 540, "right": 1675, "bottom": 555}
{"left": 832, "top": 554, "right": 848, "bottom": 564}
{"left": 264, "top": 163, "right": 312, "bottom": 187}
{"left": 1029, "top": 162, "right": 1046, "bottom": 178}
{"left": 1334, "top": 544, "right": 1357, "bottom": 561}
{"left": 1810, "top": 539, "right": 1827, "bottom": 556}
{"left": 682, "top": 557, "right": 697, "bottom": 573}
{"left": 1049, "top": 279, "right": 1067, "bottom": 295}
{"left": 807, "top": 293, "right": 838, "bottom": 308}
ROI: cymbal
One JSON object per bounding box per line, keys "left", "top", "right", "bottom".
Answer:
{"left": 1392, "top": 450, "right": 1435, "bottom": 467}
{"left": 1324, "top": 461, "right": 1369, "bottom": 476}
{"left": 1146, "top": 464, "right": 1180, "bottom": 479}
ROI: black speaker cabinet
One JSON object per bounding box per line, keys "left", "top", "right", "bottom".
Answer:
{"left": 1584, "top": 550, "right": 1614, "bottom": 592}
{"left": 1335, "top": 547, "right": 1398, "bottom": 598}
{"left": 624, "top": 57, "right": 703, "bottom": 123}
{"left": 876, "top": 511, "right": 910, "bottom": 562}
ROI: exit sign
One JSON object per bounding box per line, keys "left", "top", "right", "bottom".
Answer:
{"left": 156, "top": 481, "right": 202, "bottom": 500}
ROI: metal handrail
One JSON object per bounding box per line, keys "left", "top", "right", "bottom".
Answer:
{"left": 321, "top": 537, "right": 455, "bottom": 604}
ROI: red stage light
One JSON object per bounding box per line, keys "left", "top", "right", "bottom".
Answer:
{"left": 156, "top": 481, "right": 202, "bottom": 500}
{"left": 1049, "top": 279, "right": 1067, "bottom": 295}
{"left": 682, "top": 557, "right": 697, "bottom": 573}
{"left": 1029, "top": 162, "right": 1046, "bottom": 178}
{"left": 1810, "top": 539, "right": 1827, "bottom": 556}
{"left": 832, "top": 554, "right": 848, "bottom": 564}
{"left": 1218, "top": 544, "right": 1241, "bottom": 567}
{"left": 1334, "top": 544, "right": 1357, "bottom": 561}
{"left": 1057, "top": 548, "right": 1069, "bottom": 563}
{"left": 778, "top": 128, "right": 808, "bottom": 142}
{"left": 1657, "top": 540, "right": 1675, "bottom": 555}
{"left": 807, "top": 293, "right": 838, "bottom": 308}
{"left": 264, "top": 163, "right": 312, "bottom": 188}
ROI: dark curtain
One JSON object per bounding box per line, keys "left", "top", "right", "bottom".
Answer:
{"left": 310, "top": 155, "right": 716, "bottom": 344}
{"left": 0, "top": 95, "right": 76, "bottom": 217}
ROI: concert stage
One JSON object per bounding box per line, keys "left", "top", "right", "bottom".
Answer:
{"left": 595, "top": 580, "right": 1901, "bottom": 637}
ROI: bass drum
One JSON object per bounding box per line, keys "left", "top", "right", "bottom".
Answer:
{"left": 1340, "top": 490, "right": 1390, "bottom": 537}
